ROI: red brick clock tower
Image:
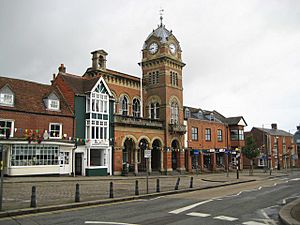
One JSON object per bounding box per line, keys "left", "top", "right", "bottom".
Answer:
{"left": 139, "top": 17, "right": 186, "bottom": 172}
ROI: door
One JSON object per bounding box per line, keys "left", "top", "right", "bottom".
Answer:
{"left": 59, "top": 152, "right": 70, "bottom": 174}
{"left": 75, "top": 153, "right": 83, "bottom": 175}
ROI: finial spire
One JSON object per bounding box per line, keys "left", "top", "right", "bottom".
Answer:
{"left": 159, "top": 8, "right": 164, "bottom": 26}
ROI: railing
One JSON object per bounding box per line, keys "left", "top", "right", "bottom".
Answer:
{"left": 169, "top": 123, "right": 187, "bottom": 134}
{"left": 114, "top": 115, "right": 163, "bottom": 129}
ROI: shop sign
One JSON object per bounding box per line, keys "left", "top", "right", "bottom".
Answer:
{"left": 193, "top": 150, "right": 199, "bottom": 155}
{"left": 144, "top": 150, "right": 151, "bottom": 158}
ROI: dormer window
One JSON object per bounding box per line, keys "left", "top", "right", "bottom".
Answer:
{"left": 0, "top": 85, "right": 14, "bottom": 107}
{"left": 49, "top": 99, "right": 60, "bottom": 110}
{"left": 45, "top": 92, "right": 60, "bottom": 111}
{"left": 210, "top": 113, "right": 215, "bottom": 121}
{"left": 185, "top": 108, "right": 190, "bottom": 118}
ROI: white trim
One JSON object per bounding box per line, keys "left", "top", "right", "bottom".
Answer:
{"left": 49, "top": 123, "right": 62, "bottom": 139}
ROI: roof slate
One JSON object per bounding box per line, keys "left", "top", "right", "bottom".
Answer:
{"left": 253, "top": 127, "right": 293, "bottom": 137}
{"left": 0, "top": 76, "right": 73, "bottom": 116}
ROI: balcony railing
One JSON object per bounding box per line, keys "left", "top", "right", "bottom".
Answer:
{"left": 114, "top": 115, "right": 163, "bottom": 129}
{"left": 169, "top": 123, "right": 187, "bottom": 134}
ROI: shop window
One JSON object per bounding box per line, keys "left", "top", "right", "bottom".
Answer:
{"left": 10, "top": 144, "right": 59, "bottom": 166}
{"left": 90, "top": 149, "right": 102, "bottom": 166}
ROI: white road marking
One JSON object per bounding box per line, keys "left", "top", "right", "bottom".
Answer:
{"left": 187, "top": 212, "right": 211, "bottom": 217}
{"left": 291, "top": 178, "right": 300, "bottom": 181}
{"left": 169, "top": 199, "right": 213, "bottom": 214}
{"left": 213, "top": 215, "right": 238, "bottom": 221}
{"left": 261, "top": 208, "right": 277, "bottom": 225}
{"left": 85, "top": 222, "right": 139, "bottom": 225}
{"left": 242, "top": 221, "right": 266, "bottom": 225}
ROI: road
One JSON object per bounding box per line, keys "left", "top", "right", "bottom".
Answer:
{"left": 1, "top": 171, "right": 299, "bottom": 225}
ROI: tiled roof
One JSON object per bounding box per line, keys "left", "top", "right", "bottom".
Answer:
{"left": 253, "top": 127, "right": 293, "bottom": 137}
{"left": 0, "top": 76, "right": 73, "bottom": 116}
{"left": 59, "top": 73, "right": 100, "bottom": 95}
{"left": 184, "top": 106, "right": 247, "bottom": 126}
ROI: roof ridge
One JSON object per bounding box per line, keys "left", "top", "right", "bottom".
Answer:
{"left": 0, "top": 76, "right": 50, "bottom": 87}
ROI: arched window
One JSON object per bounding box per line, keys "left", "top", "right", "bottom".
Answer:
{"left": 149, "top": 102, "right": 160, "bottom": 119}
{"left": 120, "top": 96, "right": 128, "bottom": 116}
{"left": 171, "top": 102, "right": 179, "bottom": 124}
{"left": 132, "top": 99, "right": 141, "bottom": 118}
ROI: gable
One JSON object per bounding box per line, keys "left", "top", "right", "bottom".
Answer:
{"left": 238, "top": 118, "right": 247, "bottom": 126}
{"left": 91, "top": 77, "right": 112, "bottom": 96}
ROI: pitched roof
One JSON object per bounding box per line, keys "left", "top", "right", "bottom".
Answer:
{"left": 59, "top": 73, "right": 100, "bottom": 95}
{"left": 184, "top": 106, "right": 247, "bottom": 126}
{"left": 253, "top": 127, "right": 293, "bottom": 137}
{"left": 0, "top": 76, "right": 73, "bottom": 116}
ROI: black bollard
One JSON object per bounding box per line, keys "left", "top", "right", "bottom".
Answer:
{"left": 175, "top": 177, "right": 180, "bottom": 190}
{"left": 109, "top": 182, "right": 114, "bottom": 198}
{"left": 135, "top": 180, "right": 139, "bottom": 195}
{"left": 190, "top": 177, "right": 193, "bottom": 188}
{"left": 30, "top": 186, "right": 37, "bottom": 208}
{"left": 156, "top": 179, "right": 160, "bottom": 193}
{"left": 75, "top": 183, "right": 80, "bottom": 202}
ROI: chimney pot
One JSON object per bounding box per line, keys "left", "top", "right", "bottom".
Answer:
{"left": 271, "top": 123, "right": 277, "bottom": 130}
{"left": 58, "top": 64, "right": 66, "bottom": 73}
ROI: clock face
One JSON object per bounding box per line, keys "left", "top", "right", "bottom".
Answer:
{"left": 169, "top": 43, "right": 176, "bottom": 54}
{"left": 148, "top": 42, "right": 158, "bottom": 54}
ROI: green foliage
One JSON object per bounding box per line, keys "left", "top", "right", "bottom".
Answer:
{"left": 242, "top": 135, "right": 260, "bottom": 160}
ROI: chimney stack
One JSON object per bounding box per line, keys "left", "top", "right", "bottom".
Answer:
{"left": 58, "top": 64, "right": 66, "bottom": 73}
{"left": 271, "top": 123, "right": 277, "bottom": 130}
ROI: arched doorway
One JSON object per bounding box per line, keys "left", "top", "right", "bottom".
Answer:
{"left": 151, "top": 139, "right": 162, "bottom": 171}
{"left": 171, "top": 140, "right": 180, "bottom": 170}
{"left": 139, "top": 138, "right": 149, "bottom": 172}
{"left": 123, "top": 138, "right": 135, "bottom": 171}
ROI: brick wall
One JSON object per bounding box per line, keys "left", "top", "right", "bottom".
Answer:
{"left": 1, "top": 110, "right": 74, "bottom": 139}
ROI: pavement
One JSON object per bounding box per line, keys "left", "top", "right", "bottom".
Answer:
{"left": 0, "top": 169, "right": 299, "bottom": 224}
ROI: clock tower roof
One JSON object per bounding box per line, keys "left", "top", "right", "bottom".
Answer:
{"left": 143, "top": 23, "right": 179, "bottom": 50}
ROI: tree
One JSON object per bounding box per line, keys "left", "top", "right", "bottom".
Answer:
{"left": 242, "top": 135, "right": 260, "bottom": 175}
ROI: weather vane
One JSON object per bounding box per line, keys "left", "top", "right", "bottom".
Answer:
{"left": 159, "top": 8, "right": 164, "bottom": 26}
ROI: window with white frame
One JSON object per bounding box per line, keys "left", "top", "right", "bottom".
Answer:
{"left": 205, "top": 128, "right": 211, "bottom": 141}
{"left": 91, "top": 93, "right": 108, "bottom": 114}
{"left": 0, "top": 93, "right": 14, "bottom": 106}
{"left": 132, "top": 98, "right": 141, "bottom": 118}
{"left": 10, "top": 144, "right": 59, "bottom": 166}
{"left": 149, "top": 102, "right": 160, "bottom": 119}
{"left": 48, "top": 99, "right": 60, "bottom": 111}
{"left": 239, "top": 130, "right": 244, "bottom": 140}
{"left": 191, "top": 127, "right": 198, "bottom": 141}
{"left": 86, "top": 120, "right": 108, "bottom": 140}
{"left": 0, "top": 119, "right": 14, "bottom": 138}
{"left": 49, "top": 123, "right": 62, "bottom": 139}
{"left": 170, "top": 101, "right": 179, "bottom": 124}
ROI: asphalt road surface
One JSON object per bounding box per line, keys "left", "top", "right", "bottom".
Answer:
{"left": 1, "top": 171, "right": 300, "bottom": 225}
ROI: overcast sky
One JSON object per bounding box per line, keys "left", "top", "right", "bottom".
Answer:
{"left": 1, "top": 0, "right": 299, "bottom": 133}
